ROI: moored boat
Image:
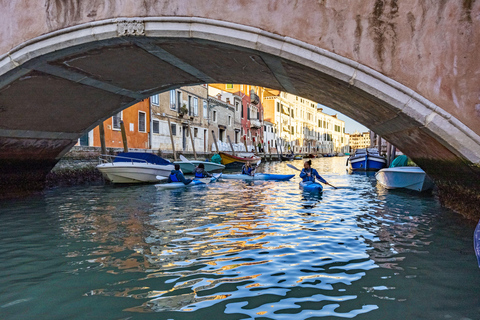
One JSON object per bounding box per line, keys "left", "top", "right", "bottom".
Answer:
{"left": 299, "top": 181, "right": 323, "bottom": 193}
{"left": 174, "top": 160, "right": 225, "bottom": 173}
{"left": 347, "top": 148, "right": 386, "bottom": 171}
{"left": 294, "top": 155, "right": 303, "bottom": 160}
{"left": 375, "top": 166, "right": 434, "bottom": 191}
{"left": 220, "top": 173, "right": 294, "bottom": 181}
{"left": 97, "top": 152, "right": 174, "bottom": 183}
{"left": 280, "top": 154, "right": 294, "bottom": 161}
{"left": 219, "top": 152, "right": 261, "bottom": 167}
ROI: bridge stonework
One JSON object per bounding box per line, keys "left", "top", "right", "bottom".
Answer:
{"left": 0, "top": 1, "right": 479, "bottom": 218}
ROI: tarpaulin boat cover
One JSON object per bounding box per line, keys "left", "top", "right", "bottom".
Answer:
{"left": 389, "top": 155, "right": 409, "bottom": 168}
{"left": 113, "top": 152, "right": 171, "bottom": 165}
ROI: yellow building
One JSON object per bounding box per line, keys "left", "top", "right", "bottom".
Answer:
{"left": 348, "top": 131, "right": 371, "bottom": 151}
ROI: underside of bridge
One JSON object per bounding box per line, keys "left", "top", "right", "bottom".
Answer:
{"left": 1, "top": 17, "right": 480, "bottom": 219}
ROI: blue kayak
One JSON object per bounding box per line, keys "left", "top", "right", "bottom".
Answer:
{"left": 155, "top": 174, "right": 221, "bottom": 190}
{"left": 221, "top": 173, "right": 294, "bottom": 181}
{"left": 299, "top": 181, "right": 323, "bottom": 192}
{"left": 475, "top": 218, "right": 480, "bottom": 268}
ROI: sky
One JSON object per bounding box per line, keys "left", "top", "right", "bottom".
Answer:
{"left": 318, "top": 104, "right": 369, "bottom": 134}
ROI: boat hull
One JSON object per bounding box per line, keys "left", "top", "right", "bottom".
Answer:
{"left": 349, "top": 154, "right": 386, "bottom": 171}
{"left": 221, "top": 173, "right": 294, "bottom": 181}
{"left": 299, "top": 181, "right": 323, "bottom": 192}
{"left": 375, "top": 167, "right": 434, "bottom": 191}
{"left": 219, "top": 152, "right": 261, "bottom": 167}
{"left": 174, "top": 161, "right": 225, "bottom": 173}
{"left": 97, "top": 163, "right": 174, "bottom": 183}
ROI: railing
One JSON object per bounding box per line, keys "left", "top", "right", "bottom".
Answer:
{"left": 98, "top": 154, "right": 150, "bottom": 165}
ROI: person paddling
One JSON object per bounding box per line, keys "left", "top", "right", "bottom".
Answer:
{"left": 168, "top": 164, "right": 192, "bottom": 185}
{"left": 300, "top": 160, "right": 328, "bottom": 184}
{"left": 194, "top": 163, "right": 212, "bottom": 178}
{"left": 242, "top": 161, "right": 254, "bottom": 176}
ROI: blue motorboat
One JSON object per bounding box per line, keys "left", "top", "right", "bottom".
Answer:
{"left": 347, "top": 148, "right": 386, "bottom": 171}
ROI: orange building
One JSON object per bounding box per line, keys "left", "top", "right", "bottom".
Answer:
{"left": 92, "top": 99, "right": 150, "bottom": 149}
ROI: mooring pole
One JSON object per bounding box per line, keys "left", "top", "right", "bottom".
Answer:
{"left": 211, "top": 130, "right": 220, "bottom": 153}
{"left": 167, "top": 118, "right": 177, "bottom": 161}
{"left": 99, "top": 121, "right": 107, "bottom": 155}
{"left": 188, "top": 123, "right": 197, "bottom": 160}
{"left": 120, "top": 120, "right": 128, "bottom": 153}
{"left": 227, "top": 135, "right": 236, "bottom": 157}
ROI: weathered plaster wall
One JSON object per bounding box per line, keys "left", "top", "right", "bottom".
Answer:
{"left": 1, "top": 0, "right": 479, "bottom": 137}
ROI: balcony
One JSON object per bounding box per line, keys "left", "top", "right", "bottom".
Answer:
{"left": 250, "top": 119, "right": 262, "bottom": 128}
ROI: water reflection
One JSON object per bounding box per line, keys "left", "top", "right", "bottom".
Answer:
{"left": 0, "top": 158, "right": 479, "bottom": 319}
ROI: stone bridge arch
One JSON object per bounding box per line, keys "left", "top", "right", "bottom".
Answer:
{"left": 0, "top": 1, "right": 479, "bottom": 218}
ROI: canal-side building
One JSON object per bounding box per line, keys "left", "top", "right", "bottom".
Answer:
{"left": 208, "top": 84, "right": 265, "bottom": 150}
{"left": 82, "top": 98, "right": 151, "bottom": 149}
{"left": 206, "top": 86, "right": 243, "bottom": 151}
{"left": 150, "top": 85, "right": 209, "bottom": 154}
{"left": 348, "top": 131, "right": 371, "bottom": 151}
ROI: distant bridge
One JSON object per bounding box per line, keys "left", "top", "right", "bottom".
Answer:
{"left": 0, "top": 1, "right": 479, "bottom": 218}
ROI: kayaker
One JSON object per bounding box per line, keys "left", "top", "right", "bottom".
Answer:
{"left": 194, "top": 163, "right": 212, "bottom": 178}
{"left": 168, "top": 164, "right": 192, "bottom": 185}
{"left": 242, "top": 161, "right": 254, "bottom": 176}
{"left": 300, "top": 160, "right": 328, "bottom": 184}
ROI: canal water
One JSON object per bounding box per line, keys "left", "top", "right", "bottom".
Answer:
{"left": 1, "top": 157, "right": 479, "bottom": 320}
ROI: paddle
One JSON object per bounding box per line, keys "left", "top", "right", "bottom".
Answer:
{"left": 252, "top": 159, "right": 261, "bottom": 178}
{"left": 286, "top": 163, "right": 338, "bottom": 189}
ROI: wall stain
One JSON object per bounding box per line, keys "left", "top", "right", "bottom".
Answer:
{"left": 354, "top": 14, "right": 362, "bottom": 58}
{"left": 45, "top": 0, "right": 116, "bottom": 29}
{"left": 462, "top": 0, "right": 474, "bottom": 22}
{"left": 368, "top": 0, "right": 398, "bottom": 69}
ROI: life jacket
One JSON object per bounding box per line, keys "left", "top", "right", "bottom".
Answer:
{"left": 242, "top": 166, "right": 253, "bottom": 175}
{"left": 195, "top": 171, "right": 205, "bottom": 178}
{"left": 303, "top": 169, "right": 315, "bottom": 182}
{"left": 169, "top": 172, "right": 180, "bottom": 182}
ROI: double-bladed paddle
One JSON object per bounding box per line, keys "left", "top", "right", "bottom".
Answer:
{"left": 286, "top": 163, "right": 337, "bottom": 189}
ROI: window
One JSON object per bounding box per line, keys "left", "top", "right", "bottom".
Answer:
{"left": 112, "top": 112, "right": 122, "bottom": 130}
{"left": 226, "top": 84, "right": 234, "bottom": 89}
{"left": 171, "top": 123, "right": 177, "bottom": 136}
{"left": 188, "top": 96, "right": 192, "bottom": 115}
{"left": 228, "top": 116, "right": 232, "bottom": 126}
{"left": 235, "top": 101, "right": 240, "bottom": 112}
{"left": 193, "top": 97, "right": 198, "bottom": 116}
{"left": 169, "top": 90, "right": 176, "bottom": 110}
{"left": 213, "top": 110, "right": 217, "bottom": 122}
{"left": 177, "top": 91, "right": 182, "bottom": 111}
{"left": 151, "top": 94, "right": 159, "bottom": 105}
{"left": 194, "top": 127, "right": 198, "bottom": 138}
{"left": 152, "top": 119, "right": 160, "bottom": 134}
{"left": 276, "top": 102, "right": 280, "bottom": 112}
{"left": 138, "top": 111, "right": 146, "bottom": 132}
{"left": 203, "top": 101, "right": 208, "bottom": 119}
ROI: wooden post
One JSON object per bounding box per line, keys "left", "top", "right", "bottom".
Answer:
{"left": 188, "top": 124, "right": 197, "bottom": 160}
{"left": 377, "top": 135, "right": 382, "bottom": 155}
{"left": 167, "top": 117, "right": 177, "bottom": 161}
{"left": 243, "top": 135, "right": 248, "bottom": 152}
{"left": 120, "top": 120, "right": 128, "bottom": 153}
{"left": 391, "top": 146, "right": 397, "bottom": 164}
{"left": 99, "top": 122, "right": 107, "bottom": 155}
{"left": 227, "top": 135, "right": 236, "bottom": 156}
{"left": 386, "top": 142, "right": 392, "bottom": 166}
{"left": 275, "top": 140, "right": 281, "bottom": 161}
{"left": 253, "top": 137, "right": 258, "bottom": 154}
{"left": 211, "top": 130, "right": 220, "bottom": 153}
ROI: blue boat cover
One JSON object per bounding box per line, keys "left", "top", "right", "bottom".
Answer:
{"left": 113, "top": 152, "right": 171, "bottom": 165}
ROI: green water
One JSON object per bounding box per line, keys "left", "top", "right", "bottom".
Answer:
{"left": 0, "top": 158, "right": 478, "bottom": 319}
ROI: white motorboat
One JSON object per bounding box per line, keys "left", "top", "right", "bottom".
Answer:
{"left": 375, "top": 166, "right": 434, "bottom": 191}
{"left": 97, "top": 152, "right": 174, "bottom": 183}
{"left": 173, "top": 160, "right": 225, "bottom": 173}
